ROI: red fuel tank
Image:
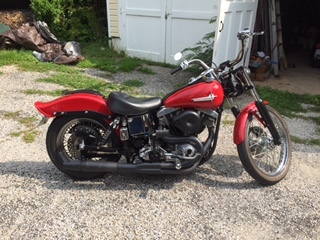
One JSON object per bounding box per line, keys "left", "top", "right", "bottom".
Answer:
{"left": 164, "top": 80, "right": 224, "bottom": 109}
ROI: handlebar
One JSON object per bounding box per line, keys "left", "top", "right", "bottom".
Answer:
{"left": 170, "top": 58, "right": 210, "bottom": 75}
{"left": 218, "top": 30, "right": 264, "bottom": 70}
{"left": 237, "top": 29, "right": 264, "bottom": 40}
{"left": 170, "top": 66, "right": 183, "bottom": 75}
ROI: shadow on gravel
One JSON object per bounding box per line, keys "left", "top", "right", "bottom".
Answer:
{"left": 0, "top": 154, "right": 259, "bottom": 195}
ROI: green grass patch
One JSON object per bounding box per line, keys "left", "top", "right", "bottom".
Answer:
{"left": 77, "top": 40, "right": 143, "bottom": 73}
{"left": 256, "top": 86, "right": 320, "bottom": 117}
{"left": 37, "top": 73, "right": 107, "bottom": 90}
{"left": 3, "top": 111, "right": 39, "bottom": 143}
{"left": 18, "top": 116, "right": 38, "bottom": 128}
{"left": 35, "top": 73, "right": 144, "bottom": 96}
{"left": 290, "top": 136, "right": 320, "bottom": 146}
{"left": 22, "top": 130, "right": 40, "bottom": 143}
{"left": 22, "top": 89, "right": 64, "bottom": 96}
{"left": 256, "top": 86, "right": 320, "bottom": 146}
{"left": 123, "top": 79, "right": 145, "bottom": 88}
{"left": 0, "top": 49, "right": 78, "bottom": 73}
{"left": 138, "top": 66, "right": 156, "bottom": 75}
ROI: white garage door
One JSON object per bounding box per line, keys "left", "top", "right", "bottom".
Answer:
{"left": 119, "top": 0, "right": 218, "bottom": 64}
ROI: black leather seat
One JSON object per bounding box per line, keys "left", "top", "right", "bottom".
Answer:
{"left": 108, "top": 92, "right": 162, "bottom": 116}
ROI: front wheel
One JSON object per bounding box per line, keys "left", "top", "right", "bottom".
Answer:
{"left": 46, "top": 114, "right": 121, "bottom": 180}
{"left": 237, "top": 106, "right": 292, "bottom": 185}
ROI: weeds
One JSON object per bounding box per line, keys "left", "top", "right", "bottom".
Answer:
{"left": 3, "top": 111, "right": 39, "bottom": 143}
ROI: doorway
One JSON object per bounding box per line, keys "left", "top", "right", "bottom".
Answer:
{"left": 280, "top": 0, "right": 320, "bottom": 68}
{"left": 253, "top": 0, "right": 320, "bottom": 73}
{"left": 0, "top": 1, "right": 31, "bottom": 9}
{"left": 252, "top": 0, "right": 320, "bottom": 95}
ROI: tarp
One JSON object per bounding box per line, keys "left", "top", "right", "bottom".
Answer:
{"left": 0, "top": 21, "right": 84, "bottom": 64}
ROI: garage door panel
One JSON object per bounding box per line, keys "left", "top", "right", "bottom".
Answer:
{"left": 126, "top": 0, "right": 162, "bottom": 10}
{"left": 172, "top": 0, "right": 216, "bottom": 13}
{"left": 166, "top": 0, "right": 218, "bottom": 63}
{"left": 168, "top": 18, "right": 216, "bottom": 60}
{"left": 122, "top": 0, "right": 166, "bottom": 61}
{"left": 126, "top": 16, "right": 162, "bottom": 53}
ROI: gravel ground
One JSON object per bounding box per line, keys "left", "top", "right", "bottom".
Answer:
{"left": 0, "top": 65, "right": 319, "bottom": 240}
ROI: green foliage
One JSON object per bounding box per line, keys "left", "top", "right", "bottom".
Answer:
{"left": 182, "top": 17, "right": 217, "bottom": 64}
{"left": 30, "top": 0, "right": 107, "bottom": 42}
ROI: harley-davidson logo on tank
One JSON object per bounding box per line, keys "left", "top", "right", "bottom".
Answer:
{"left": 192, "top": 93, "right": 217, "bottom": 102}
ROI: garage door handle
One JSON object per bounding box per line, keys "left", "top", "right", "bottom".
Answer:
{"left": 219, "top": 21, "right": 224, "bottom": 32}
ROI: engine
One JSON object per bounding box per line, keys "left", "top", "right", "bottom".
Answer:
{"left": 172, "top": 109, "right": 203, "bottom": 135}
{"left": 160, "top": 109, "right": 204, "bottom": 136}
{"left": 117, "top": 108, "right": 217, "bottom": 167}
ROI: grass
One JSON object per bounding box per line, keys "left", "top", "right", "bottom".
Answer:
{"left": 256, "top": 86, "right": 320, "bottom": 117}
{"left": 122, "top": 79, "right": 145, "bottom": 88}
{"left": 256, "top": 86, "right": 320, "bottom": 145}
{"left": 290, "top": 136, "right": 320, "bottom": 146}
{"left": 4, "top": 111, "right": 39, "bottom": 143}
{"left": 0, "top": 49, "right": 78, "bottom": 73}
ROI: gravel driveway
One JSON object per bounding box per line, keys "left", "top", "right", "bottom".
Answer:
{"left": 0, "top": 65, "right": 319, "bottom": 239}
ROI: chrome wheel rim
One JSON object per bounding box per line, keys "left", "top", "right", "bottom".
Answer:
{"left": 247, "top": 114, "right": 289, "bottom": 177}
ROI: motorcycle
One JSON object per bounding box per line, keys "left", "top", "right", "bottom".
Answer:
{"left": 35, "top": 30, "right": 292, "bottom": 185}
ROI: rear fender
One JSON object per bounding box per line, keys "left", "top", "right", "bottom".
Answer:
{"left": 35, "top": 93, "right": 112, "bottom": 117}
{"left": 233, "top": 101, "right": 267, "bottom": 144}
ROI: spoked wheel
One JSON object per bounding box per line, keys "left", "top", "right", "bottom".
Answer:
{"left": 237, "top": 106, "right": 292, "bottom": 185}
{"left": 46, "top": 114, "right": 121, "bottom": 179}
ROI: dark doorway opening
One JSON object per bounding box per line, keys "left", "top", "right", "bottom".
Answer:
{"left": 0, "top": 1, "right": 31, "bottom": 9}
{"left": 280, "top": 0, "right": 320, "bottom": 68}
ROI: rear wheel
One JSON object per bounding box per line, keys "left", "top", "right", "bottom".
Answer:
{"left": 46, "top": 114, "right": 121, "bottom": 179}
{"left": 237, "top": 106, "right": 291, "bottom": 185}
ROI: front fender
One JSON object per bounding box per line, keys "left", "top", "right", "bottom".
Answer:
{"left": 35, "top": 93, "right": 112, "bottom": 117}
{"left": 234, "top": 101, "right": 263, "bottom": 145}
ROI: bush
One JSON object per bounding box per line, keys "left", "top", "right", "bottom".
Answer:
{"left": 30, "top": 0, "right": 107, "bottom": 42}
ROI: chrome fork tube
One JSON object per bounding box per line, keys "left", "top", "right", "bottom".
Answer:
{"left": 240, "top": 67, "right": 262, "bottom": 101}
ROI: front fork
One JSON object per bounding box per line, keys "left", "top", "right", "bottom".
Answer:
{"left": 229, "top": 67, "right": 281, "bottom": 145}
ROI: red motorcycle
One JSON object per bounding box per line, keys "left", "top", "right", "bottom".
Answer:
{"left": 35, "top": 30, "right": 291, "bottom": 185}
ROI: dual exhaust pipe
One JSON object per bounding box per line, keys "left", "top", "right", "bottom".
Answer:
{"left": 63, "top": 132, "right": 214, "bottom": 174}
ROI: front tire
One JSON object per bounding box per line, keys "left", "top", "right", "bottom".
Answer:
{"left": 46, "top": 114, "right": 121, "bottom": 180}
{"left": 237, "top": 106, "right": 292, "bottom": 185}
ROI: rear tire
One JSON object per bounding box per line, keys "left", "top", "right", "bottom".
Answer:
{"left": 46, "top": 114, "right": 121, "bottom": 180}
{"left": 237, "top": 106, "right": 291, "bottom": 185}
